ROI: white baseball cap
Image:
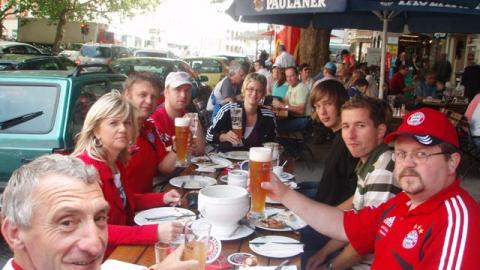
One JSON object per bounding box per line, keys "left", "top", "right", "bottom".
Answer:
{"left": 165, "top": 71, "right": 192, "bottom": 88}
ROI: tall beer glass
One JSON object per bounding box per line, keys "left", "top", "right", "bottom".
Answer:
{"left": 249, "top": 147, "right": 272, "bottom": 217}
{"left": 183, "top": 220, "right": 211, "bottom": 270}
{"left": 175, "top": 117, "right": 190, "bottom": 166}
{"left": 230, "top": 108, "right": 243, "bottom": 146}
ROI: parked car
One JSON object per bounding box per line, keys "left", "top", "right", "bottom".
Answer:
{"left": 0, "top": 41, "right": 44, "bottom": 55}
{"left": 111, "top": 57, "right": 210, "bottom": 99}
{"left": 58, "top": 43, "right": 83, "bottom": 62}
{"left": 213, "top": 53, "right": 251, "bottom": 66}
{"left": 134, "top": 49, "right": 176, "bottom": 58}
{"left": 0, "top": 54, "right": 77, "bottom": 71}
{"left": 0, "top": 64, "right": 127, "bottom": 188}
{"left": 76, "top": 43, "right": 132, "bottom": 65}
{"left": 183, "top": 56, "right": 228, "bottom": 88}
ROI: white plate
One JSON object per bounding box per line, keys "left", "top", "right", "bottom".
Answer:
{"left": 279, "top": 172, "right": 295, "bottom": 181}
{"left": 101, "top": 259, "right": 147, "bottom": 270}
{"left": 195, "top": 218, "right": 254, "bottom": 241}
{"left": 191, "top": 155, "right": 232, "bottom": 169}
{"left": 251, "top": 207, "right": 307, "bottom": 231}
{"left": 169, "top": 175, "right": 217, "bottom": 189}
{"left": 249, "top": 235, "right": 303, "bottom": 258}
{"left": 219, "top": 175, "right": 228, "bottom": 183}
{"left": 222, "top": 151, "right": 249, "bottom": 160}
{"left": 134, "top": 207, "right": 196, "bottom": 225}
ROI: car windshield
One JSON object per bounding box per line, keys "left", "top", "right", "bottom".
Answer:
{"left": 113, "top": 59, "right": 172, "bottom": 77}
{"left": 80, "top": 46, "right": 112, "bottom": 58}
{"left": 0, "top": 84, "right": 59, "bottom": 134}
{"left": 188, "top": 59, "right": 222, "bottom": 73}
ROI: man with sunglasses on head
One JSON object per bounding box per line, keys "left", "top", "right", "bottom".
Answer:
{"left": 263, "top": 107, "right": 480, "bottom": 269}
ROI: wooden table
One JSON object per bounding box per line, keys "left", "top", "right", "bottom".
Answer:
{"left": 108, "top": 162, "right": 302, "bottom": 268}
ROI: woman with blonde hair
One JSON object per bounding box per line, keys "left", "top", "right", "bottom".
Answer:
{"left": 206, "top": 72, "right": 277, "bottom": 152}
{"left": 73, "top": 90, "right": 183, "bottom": 257}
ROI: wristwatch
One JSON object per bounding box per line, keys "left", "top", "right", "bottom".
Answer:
{"left": 326, "top": 262, "right": 334, "bottom": 270}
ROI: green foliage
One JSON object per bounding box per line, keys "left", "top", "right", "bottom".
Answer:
{"left": 0, "top": 0, "right": 33, "bottom": 20}
{"left": 30, "top": 0, "right": 161, "bottom": 22}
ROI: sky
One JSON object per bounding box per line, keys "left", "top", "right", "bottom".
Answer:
{"left": 111, "top": 0, "right": 268, "bottom": 55}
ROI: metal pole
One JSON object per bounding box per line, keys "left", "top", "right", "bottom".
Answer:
{"left": 379, "top": 15, "right": 388, "bottom": 99}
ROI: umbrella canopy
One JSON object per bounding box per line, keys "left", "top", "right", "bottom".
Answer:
{"left": 227, "top": 0, "right": 480, "bottom": 32}
{"left": 227, "top": 0, "right": 480, "bottom": 98}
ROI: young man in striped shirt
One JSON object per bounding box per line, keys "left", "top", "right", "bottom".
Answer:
{"left": 306, "top": 96, "right": 401, "bottom": 270}
{"left": 263, "top": 107, "right": 480, "bottom": 269}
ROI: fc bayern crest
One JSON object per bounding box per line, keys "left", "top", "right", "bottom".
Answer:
{"left": 407, "top": 112, "right": 425, "bottom": 126}
{"left": 253, "top": 0, "right": 264, "bottom": 11}
{"left": 402, "top": 230, "right": 418, "bottom": 249}
{"left": 147, "top": 132, "right": 155, "bottom": 144}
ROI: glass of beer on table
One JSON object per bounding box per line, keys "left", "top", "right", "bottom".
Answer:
{"left": 230, "top": 108, "right": 243, "bottom": 146}
{"left": 249, "top": 147, "right": 272, "bottom": 218}
{"left": 175, "top": 117, "right": 190, "bottom": 166}
{"left": 183, "top": 220, "right": 211, "bottom": 270}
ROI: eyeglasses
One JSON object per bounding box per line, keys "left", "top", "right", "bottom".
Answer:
{"left": 245, "top": 87, "right": 263, "bottom": 94}
{"left": 391, "top": 151, "right": 447, "bottom": 164}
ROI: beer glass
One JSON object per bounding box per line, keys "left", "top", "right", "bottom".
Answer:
{"left": 154, "top": 236, "right": 184, "bottom": 268}
{"left": 263, "top": 142, "right": 281, "bottom": 166}
{"left": 230, "top": 108, "right": 243, "bottom": 146}
{"left": 183, "top": 220, "right": 211, "bottom": 270}
{"left": 184, "top": 113, "right": 199, "bottom": 139}
{"left": 249, "top": 147, "right": 272, "bottom": 217}
{"left": 175, "top": 117, "right": 190, "bottom": 166}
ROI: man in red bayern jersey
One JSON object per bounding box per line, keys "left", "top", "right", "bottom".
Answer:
{"left": 263, "top": 107, "right": 480, "bottom": 269}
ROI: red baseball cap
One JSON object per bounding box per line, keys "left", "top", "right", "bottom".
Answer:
{"left": 385, "top": 107, "right": 459, "bottom": 148}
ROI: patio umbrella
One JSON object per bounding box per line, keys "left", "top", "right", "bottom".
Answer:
{"left": 226, "top": 0, "right": 480, "bottom": 98}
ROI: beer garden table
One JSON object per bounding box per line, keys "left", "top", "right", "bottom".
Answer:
{"left": 108, "top": 161, "right": 302, "bottom": 268}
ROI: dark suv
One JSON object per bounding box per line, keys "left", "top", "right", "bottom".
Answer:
{"left": 0, "top": 65, "right": 126, "bottom": 188}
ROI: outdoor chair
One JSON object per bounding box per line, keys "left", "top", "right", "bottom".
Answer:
{"left": 193, "top": 97, "right": 212, "bottom": 131}
{"left": 277, "top": 119, "right": 315, "bottom": 170}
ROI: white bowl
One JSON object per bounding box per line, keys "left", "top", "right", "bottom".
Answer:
{"left": 198, "top": 185, "right": 250, "bottom": 237}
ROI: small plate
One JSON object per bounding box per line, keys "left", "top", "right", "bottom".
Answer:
{"left": 195, "top": 218, "right": 254, "bottom": 241}
{"left": 222, "top": 151, "right": 249, "bottom": 160}
{"left": 134, "top": 207, "right": 196, "bottom": 225}
{"left": 279, "top": 172, "right": 295, "bottom": 181}
{"left": 249, "top": 235, "right": 303, "bottom": 258}
{"left": 169, "top": 175, "right": 217, "bottom": 189}
{"left": 251, "top": 207, "right": 306, "bottom": 232}
{"left": 227, "top": 252, "right": 256, "bottom": 266}
{"left": 191, "top": 155, "right": 232, "bottom": 169}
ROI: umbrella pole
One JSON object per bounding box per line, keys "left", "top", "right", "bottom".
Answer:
{"left": 379, "top": 16, "right": 388, "bottom": 99}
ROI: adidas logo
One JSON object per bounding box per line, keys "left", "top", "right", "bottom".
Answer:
{"left": 384, "top": 216, "right": 396, "bottom": 228}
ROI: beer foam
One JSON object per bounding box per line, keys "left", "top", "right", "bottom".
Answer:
{"left": 175, "top": 117, "right": 190, "bottom": 127}
{"left": 249, "top": 147, "right": 272, "bottom": 162}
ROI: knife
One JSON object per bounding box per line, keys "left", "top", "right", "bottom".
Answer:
{"left": 145, "top": 214, "right": 196, "bottom": 221}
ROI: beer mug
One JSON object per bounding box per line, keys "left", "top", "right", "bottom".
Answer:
{"left": 249, "top": 147, "right": 272, "bottom": 217}
{"left": 263, "top": 142, "right": 282, "bottom": 166}
{"left": 230, "top": 108, "right": 243, "bottom": 146}
{"left": 184, "top": 112, "right": 199, "bottom": 139}
{"left": 175, "top": 117, "right": 190, "bottom": 166}
{"left": 183, "top": 220, "right": 211, "bottom": 270}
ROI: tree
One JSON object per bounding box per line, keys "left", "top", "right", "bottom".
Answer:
{"left": 0, "top": 0, "right": 32, "bottom": 38}
{"left": 30, "top": 0, "right": 161, "bottom": 54}
{"left": 297, "top": 24, "right": 331, "bottom": 76}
